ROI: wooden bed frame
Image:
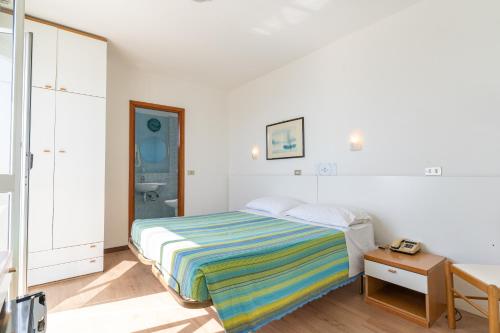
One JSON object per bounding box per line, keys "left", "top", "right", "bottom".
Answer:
{"left": 128, "top": 239, "right": 213, "bottom": 309}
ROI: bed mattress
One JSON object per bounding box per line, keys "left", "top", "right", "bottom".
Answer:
{"left": 131, "top": 210, "right": 365, "bottom": 333}
{"left": 241, "top": 209, "right": 376, "bottom": 277}
{"left": 135, "top": 209, "right": 375, "bottom": 278}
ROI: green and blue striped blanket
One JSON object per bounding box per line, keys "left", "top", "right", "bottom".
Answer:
{"left": 131, "top": 211, "right": 350, "bottom": 333}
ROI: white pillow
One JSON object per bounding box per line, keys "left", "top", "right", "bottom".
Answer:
{"left": 285, "top": 204, "right": 371, "bottom": 227}
{"left": 245, "top": 196, "right": 304, "bottom": 215}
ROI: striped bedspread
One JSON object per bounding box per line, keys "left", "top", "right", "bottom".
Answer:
{"left": 131, "top": 211, "right": 349, "bottom": 333}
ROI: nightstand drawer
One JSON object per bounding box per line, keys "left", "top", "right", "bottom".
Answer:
{"left": 365, "top": 260, "right": 427, "bottom": 294}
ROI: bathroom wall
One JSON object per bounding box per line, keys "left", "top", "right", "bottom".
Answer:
{"left": 134, "top": 109, "right": 179, "bottom": 219}
{"left": 135, "top": 109, "right": 177, "bottom": 173}
{"left": 134, "top": 172, "right": 178, "bottom": 219}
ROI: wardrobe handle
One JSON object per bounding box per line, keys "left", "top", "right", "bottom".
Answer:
{"left": 89, "top": 259, "right": 96, "bottom": 263}
{"left": 90, "top": 245, "right": 96, "bottom": 248}
{"left": 44, "top": 84, "right": 52, "bottom": 89}
{"left": 43, "top": 149, "right": 51, "bottom": 153}
{"left": 58, "top": 149, "right": 66, "bottom": 153}
{"left": 59, "top": 87, "right": 67, "bottom": 91}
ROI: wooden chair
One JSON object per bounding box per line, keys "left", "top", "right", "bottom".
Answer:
{"left": 445, "top": 262, "right": 500, "bottom": 333}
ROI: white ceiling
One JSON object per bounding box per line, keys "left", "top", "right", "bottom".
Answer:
{"left": 26, "top": 0, "right": 420, "bottom": 88}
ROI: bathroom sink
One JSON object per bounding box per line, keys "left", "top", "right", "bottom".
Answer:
{"left": 135, "top": 182, "right": 166, "bottom": 193}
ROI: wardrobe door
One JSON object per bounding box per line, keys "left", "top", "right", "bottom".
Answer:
{"left": 28, "top": 88, "right": 56, "bottom": 253}
{"left": 25, "top": 20, "right": 57, "bottom": 90}
{"left": 53, "top": 92, "right": 105, "bottom": 248}
{"left": 56, "top": 30, "right": 107, "bottom": 98}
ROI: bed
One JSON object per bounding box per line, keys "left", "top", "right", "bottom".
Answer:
{"left": 129, "top": 209, "right": 375, "bottom": 333}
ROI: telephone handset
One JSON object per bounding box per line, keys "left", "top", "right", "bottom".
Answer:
{"left": 390, "top": 239, "right": 421, "bottom": 255}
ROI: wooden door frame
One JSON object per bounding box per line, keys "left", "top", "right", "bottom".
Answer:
{"left": 128, "top": 100, "right": 185, "bottom": 236}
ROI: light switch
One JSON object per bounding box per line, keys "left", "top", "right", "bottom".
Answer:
{"left": 425, "top": 167, "right": 442, "bottom": 176}
{"left": 187, "top": 170, "right": 195, "bottom": 176}
{"left": 317, "top": 163, "right": 337, "bottom": 176}
{"left": 294, "top": 170, "right": 302, "bottom": 176}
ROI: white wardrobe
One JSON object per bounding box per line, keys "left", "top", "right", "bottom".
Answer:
{"left": 26, "top": 19, "right": 107, "bottom": 286}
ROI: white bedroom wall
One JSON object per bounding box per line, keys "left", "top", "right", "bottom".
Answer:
{"left": 228, "top": 0, "right": 500, "bottom": 178}
{"left": 105, "top": 48, "right": 228, "bottom": 249}
{"left": 227, "top": 0, "right": 500, "bottom": 315}
{"left": 227, "top": 0, "right": 500, "bottom": 255}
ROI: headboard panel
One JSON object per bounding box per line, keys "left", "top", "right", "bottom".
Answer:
{"left": 318, "top": 176, "right": 500, "bottom": 264}
{"left": 228, "top": 175, "right": 317, "bottom": 210}
{"left": 229, "top": 174, "right": 499, "bottom": 264}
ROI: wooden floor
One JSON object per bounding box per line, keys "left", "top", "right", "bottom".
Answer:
{"left": 30, "top": 250, "right": 488, "bottom": 333}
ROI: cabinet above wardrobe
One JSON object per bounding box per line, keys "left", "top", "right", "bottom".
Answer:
{"left": 24, "top": 20, "right": 57, "bottom": 90}
{"left": 25, "top": 19, "right": 107, "bottom": 98}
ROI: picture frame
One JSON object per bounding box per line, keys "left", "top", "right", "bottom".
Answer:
{"left": 266, "top": 117, "right": 305, "bottom": 160}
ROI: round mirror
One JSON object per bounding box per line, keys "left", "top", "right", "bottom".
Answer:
{"left": 140, "top": 137, "right": 166, "bottom": 163}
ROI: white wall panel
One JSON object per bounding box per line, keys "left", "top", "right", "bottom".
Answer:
{"left": 318, "top": 176, "right": 500, "bottom": 264}
{"left": 228, "top": 175, "right": 317, "bottom": 210}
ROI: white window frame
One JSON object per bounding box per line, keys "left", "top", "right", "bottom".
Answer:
{"left": 0, "top": 0, "right": 27, "bottom": 298}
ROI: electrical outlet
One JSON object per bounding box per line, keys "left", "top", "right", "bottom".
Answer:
{"left": 425, "top": 167, "right": 442, "bottom": 176}
{"left": 317, "top": 163, "right": 337, "bottom": 176}
{"left": 187, "top": 170, "right": 195, "bottom": 176}
{"left": 294, "top": 170, "right": 302, "bottom": 176}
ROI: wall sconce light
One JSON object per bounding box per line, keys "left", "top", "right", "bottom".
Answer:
{"left": 251, "top": 145, "right": 260, "bottom": 160}
{"left": 350, "top": 132, "right": 363, "bottom": 151}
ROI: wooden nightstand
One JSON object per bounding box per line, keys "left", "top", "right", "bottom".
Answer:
{"left": 364, "top": 248, "right": 447, "bottom": 327}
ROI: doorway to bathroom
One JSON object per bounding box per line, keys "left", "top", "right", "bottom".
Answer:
{"left": 128, "top": 101, "right": 185, "bottom": 235}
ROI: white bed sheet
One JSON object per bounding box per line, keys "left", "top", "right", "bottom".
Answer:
{"left": 240, "top": 209, "right": 376, "bottom": 277}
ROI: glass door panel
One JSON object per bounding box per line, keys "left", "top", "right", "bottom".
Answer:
{"left": 0, "top": 28, "right": 13, "bottom": 176}
{"left": 0, "top": 7, "right": 14, "bottom": 254}
{"left": 0, "top": 194, "right": 10, "bottom": 251}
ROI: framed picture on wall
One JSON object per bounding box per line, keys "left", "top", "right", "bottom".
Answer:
{"left": 266, "top": 117, "right": 305, "bottom": 160}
